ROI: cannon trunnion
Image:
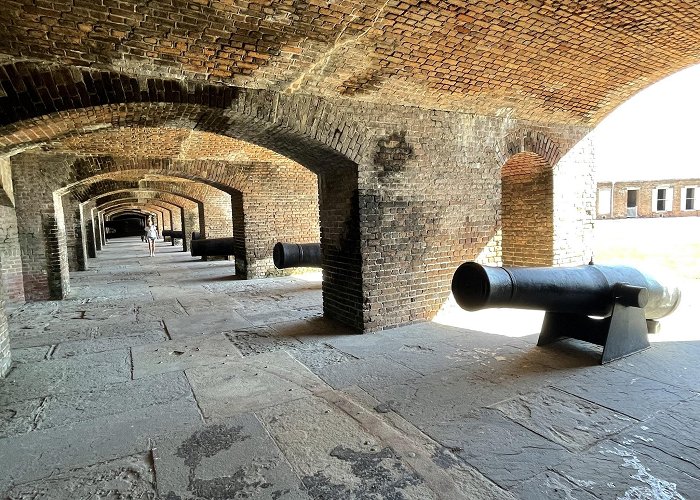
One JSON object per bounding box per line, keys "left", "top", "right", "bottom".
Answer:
{"left": 273, "top": 242, "right": 321, "bottom": 269}
{"left": 190, "top": 237, "right": 236, "bottom": 258}
{"left": 451, "top": 262, "right": 681, "bottom": 364}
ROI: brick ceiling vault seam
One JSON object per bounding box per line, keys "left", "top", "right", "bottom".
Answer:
{"left": 282, "top": 0, "right": 393, "bottom": 95}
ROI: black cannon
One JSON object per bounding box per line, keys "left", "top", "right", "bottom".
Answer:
{"left": 451, "top": 262, "right": 681, "bottom": 363}
{"left": 192, "top": 231, "right": 202, "bottom": 241}
{"left": 273, "top": 242, "right": 321, "bottom": 269}
{"left": 191, "top": 237, "right": 236, "bottom": 258}
{"left": 162, "top": 229, "right": 184, "bottom": 239}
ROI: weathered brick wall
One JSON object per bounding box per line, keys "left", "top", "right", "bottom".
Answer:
{"left": 501, "top": 153, "right": 553, "bottom": 266}
{"left": 0, "top": 158, "right": 24, "bottom": 303}
{"left": 0, "top": 282, "right": 10, "bottom": 378}
{"left": 552, "top": 136, "right": 596, "bottom": 266}
{"left": 11, "top": 153, "right": 76, "bottom": 300}
{"left": 598, "top": 179, "right": 700, "bottom": 219}
{"left": 61, "top": 195, "right": 83, "bottom": 272}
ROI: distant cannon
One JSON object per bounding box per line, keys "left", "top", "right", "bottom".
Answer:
{"left": 273, "top": 242, "right": 321, "bottom": 269}
{"left": 451, "top": 262, "right": 681, "bottom": 363}
{"left": 162, "top": 229, "right": 184, "bottom": 239}
{"left": 191, "top": 237, "right": 237, "bottom": 258}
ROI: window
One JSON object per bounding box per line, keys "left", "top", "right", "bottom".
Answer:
{"left": 626, "top": 189, "right": 638, "bottom": 217}
{"left": 653, "top": 186, "right": 672, "bottom": 212}
{"left": 598, "top": 189, "right": 611, "bottom": 215}
{"left": 682, "top": 187, "right": 696, "bottom": 211}
{"left": 657, "top": 189, "right": 667, "bottom": 211}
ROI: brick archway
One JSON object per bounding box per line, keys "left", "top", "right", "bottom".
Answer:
{"left": 501, "top": 152, "right": 554, "bottom": 266}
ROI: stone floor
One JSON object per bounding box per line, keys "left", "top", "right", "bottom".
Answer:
{"left": 1, "top": 238, "right": 699, "bottom": 499}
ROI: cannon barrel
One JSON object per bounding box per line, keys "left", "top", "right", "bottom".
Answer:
{"left": 451, "top": 262, "right": 680, "bottom": 320}
{"left": 192, "top": 231, "right": 202, "bottom": 241}
{"left": 273, "top": 242, "right": 321, "bottom": 269}
{"left": 191, "top": 237, "right": 236, "bottom": 257}
{"left": 162, "top": 229, "right": 183, "bottom": 238}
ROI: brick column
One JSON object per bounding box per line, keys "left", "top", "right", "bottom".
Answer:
{"left": 182, "top": 206, "right": 200, "bottom": 253}
{"left": 82, "top": 203, "right": 97, "bottom": 259}
{"left": 98, "top": 213, "right": 106, "bottom": 247}
{"left": 552, "top": 136, "right": 596, "bottom": 266}
{"left": 319, "top": 168, "right": 362, "bottom": 330}
{"left": 62, "top": 195, "right": 85, "bottom": 271}
{"left": 0, "top": 282, "right": 11, "bottom": 378}
{"left": 11, "top": 153, "right": 74, "bottom": 300}
{"left": 92, "top": 209, "right": 102, "bottom": 252}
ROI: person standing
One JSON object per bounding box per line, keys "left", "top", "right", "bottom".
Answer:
{"left": 146, "top": 222, "right": 158, "bottom": 256}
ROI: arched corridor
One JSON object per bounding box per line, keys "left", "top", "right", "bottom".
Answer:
{"left": 1, "top": 0, "right": 700, "bottom": 496}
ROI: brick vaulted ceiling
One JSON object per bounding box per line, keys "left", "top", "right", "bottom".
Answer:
{"left": 1, "top": 1, "right": 700, "bottom": 125}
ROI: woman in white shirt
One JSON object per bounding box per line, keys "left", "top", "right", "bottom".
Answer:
{"left": 146, "top": 223, "right": 158, "bottom": 256}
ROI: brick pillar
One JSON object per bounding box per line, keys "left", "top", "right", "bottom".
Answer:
{"left": 180, "top": 209, "right": 188, "bottom": 252}
{"left": 319, "top": 168, "right": 362, "bottom": 330}
{"left": 182, "top": 206, "right": 200, "bottom": 253}
{"left": 12, "top": 154, "right": 73, "bottom": 300}
{"left": 0, "top": 281, "right": 11, "bottom": 378}
{"left": 0, "top": 159, "right": 25, "bottom": 304}
{"left": 92, "top": 209, "right": 102, "bottom": 252}
{"left": 62, "top": 195, "right": 84, "bottom": 272}
{"left": 82, "top": 203, "right": 96, "bottom": 259}
{"left": 99, "top": 213, "right": 106, "bottom": 247}
{"left": 231, "top": 192, "right": 246, "bottom": 275}
{"left": 0, "top": 204, "right": 25, "bottom": 304}
{"left": 552, "top": 136, "right": 596, "bottom": 266}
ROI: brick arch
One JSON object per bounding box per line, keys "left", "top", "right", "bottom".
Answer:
{"left": 0, "top": 64, "right": 361, "bottom": 171}
{"left": 100, "top": 200, "right": 176, "bottom": 238}
{"left": 95, "top": 190, "right": 200, "bottom": 234}
{"left": 496, "top": 129, "right": 562, "bottom": 169}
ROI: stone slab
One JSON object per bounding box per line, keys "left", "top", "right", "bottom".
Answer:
{"left": 153, "top": 414, "right": 307, "bottom": 499}
{"left": 259, "top": 395, "right": 439, "bottom": 499}
{"left": 0, "top": 398, "right": 202, "bottom": 491}
{"left": 0, "top": 371, "right": 193, "bottom": 439}
{"left": 186, "top": 351, "right": 328, "bottom": 419}
{"left": 493, "top": 387, "right": 636, "bottom": 452}
{"left": 2, "top": 452, "right": 158, "bottom": 499}
{"left": 440, "top": 409, "right": 572, "bottom": 490}
{"left": 0, "top": 349, "right": 131, "bottom": 405}
{"left": 613, "top": 341, "right": 700, "bottom": 390}
{"left": 310, "top": 355, "right": 423, "bottom": 391}
{"left": 163, "top": 310, "right": 253, "bottom": 339}
{"left": 224, "top": 326, "right": 303, "bottom": 356}
{"left": 553, "top": 365, "right": 696, "bottom": 420}
{"left": 510, "top": 471, "right": 602, "bottom": 500}
{"left": 611, "top": 396, "right": 700, "bottom": 480}
{"left": 548, "top": 440, "right": 700, "bottom": 499}
{"left": 131, "top": 335, "right": 243, "bottom": 379}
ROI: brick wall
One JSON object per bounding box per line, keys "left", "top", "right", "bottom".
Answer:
{"left": 501, "top": 153, "right": 553, "bottom": 266}
{"left": 0, "top": 283, "right": 10, "bottom": 378}
{"left": 11, "top": 153, "right": 76, "bottom": 300}
{"left": 597, "top": 179, "right": 700, "bottom": 219}
{"left": 0, "top": 158, "right": 24, "bottom": 303}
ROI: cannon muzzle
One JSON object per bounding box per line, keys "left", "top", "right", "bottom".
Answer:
{"left": 191, "top": 237, "right": 237, "bottom": 258}
{"left": 192, "top": 231, "right": 202, "bottom": 241}
{"left": 273, "top": 243, "right": 321, "bottom": 269}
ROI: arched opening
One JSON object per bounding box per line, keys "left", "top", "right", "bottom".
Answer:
{"left": 500, "top": 152, "right": 554, "bottom": 266}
